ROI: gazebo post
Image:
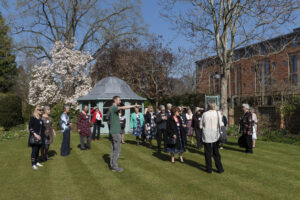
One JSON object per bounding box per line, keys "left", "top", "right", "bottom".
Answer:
{"left": 124, "top": 101, "right": 131, "bottom": 134}
{"left": 79, "top": 103, "right": 82, "bottom": 111}
{"left": 142, "top": 102, "right": 145, "bottom": 114}
{"left": 88, "top": 101, "right": 91, "bottom": 120}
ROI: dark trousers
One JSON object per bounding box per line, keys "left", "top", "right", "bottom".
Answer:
{"left": 183, "top": 128, "right": 188, "bottom": 146}
{"left": 31, "top": 145, "right": 41, "bottom": 165}
{"left": 80, "top": 136, "right": 91, "bottom": 148}
{"left": 204, "top": 142, "right": 224, "bottom": 173}
{"left": 156, "top": 129, "right": 167, "bottom": 150}
{"left": 92, "top": 121, "right": 101, "bottom": 140}
{"left": 195, "top": 128, "right": 203, "bottom": 149}
{"left": 245, "top": 134, "right": 253, "bottom": 152}
{"left": 61, "top": 129, "right": 70, "bottom": 156}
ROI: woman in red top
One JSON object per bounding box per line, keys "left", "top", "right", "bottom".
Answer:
{"left": 91, "top": 106, "right": 103, "bottom": 141}
{"left": 77, "top": 105, "right": 91, "bottom": 150}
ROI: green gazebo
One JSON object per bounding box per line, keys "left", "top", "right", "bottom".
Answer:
{"left": 77, "top": 76, "right": 146, "bottom": 134}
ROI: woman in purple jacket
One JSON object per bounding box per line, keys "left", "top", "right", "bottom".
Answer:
{"left": 77, "top": 105, "right": 92, "bottom": 150}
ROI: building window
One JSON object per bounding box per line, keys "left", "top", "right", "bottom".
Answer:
{"left": 243, "top": 83, "right": 246, "bottom": 88}
{"left": 251, "top": 82, "right": 254, "bottom": 88}
{"left": 251, "top": 66, "right": 254, "bottom": 72}
{"left": 272, "top": 62, "right": 276, "bottom": 69}
{"left": 292, "top": 74, "right": 298, "bottom": 86}
{"left": 265, "top": 61, "right": 270, "bottom": 76}
{"left": 242, "top": 68, "right": 245, "bottom": 74}
{"left": 283, "top": 60, "right": 287, "bottom": 67}
{"left": 292, "top": 55, "right": 297, "bottom": 73}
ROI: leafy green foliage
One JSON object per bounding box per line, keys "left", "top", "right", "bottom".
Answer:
{"left": 51, "top": 103, "right": 79, "bottom": 130}
{"left": 159, "top": 93, "right": 205, "bottom": 110}
{"left": 0, "top": 13, "right": 17, "bottom": 93}
{"left": 0, "top": 123, "right": 27, "bottom": 141}
{"left": 0, "top": 93, "right": 23, "bottom": 130}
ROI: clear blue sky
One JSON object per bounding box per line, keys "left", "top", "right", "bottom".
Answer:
{"left": 141, "top": 0, "right": 300, "bottom": 53}
{"left": 141, "top": 0, "right": 192, "bottom": 51}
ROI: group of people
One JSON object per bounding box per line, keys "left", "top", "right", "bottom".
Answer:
{"left": 28, "top": 96, "right": 258, "bottom": 174}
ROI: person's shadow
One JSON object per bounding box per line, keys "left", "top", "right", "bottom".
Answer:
{"left": 186, "top": 147, "right": 205, "bottom": 156}
{"left": 48, "top": 150, "right": 57, "bottom": 158}
{"left": 223, "top": 145, "right": 245, "bottom": 153}
{"left": 152, "top": 152, "right": 207, "bottom": 172}
{"left": 103, "top": 154, "right": 111, "bottom": 169}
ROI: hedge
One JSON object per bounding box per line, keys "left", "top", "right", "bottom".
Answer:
{"left": 159, "top": 93, "right": 205, "bottom": 111}
{"left": 0, "top": 93, "right": 23, "bottom": 130}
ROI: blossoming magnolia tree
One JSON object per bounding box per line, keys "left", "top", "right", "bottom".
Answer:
{"left": 29, "top": 41, "right": 93, "bottom": 107}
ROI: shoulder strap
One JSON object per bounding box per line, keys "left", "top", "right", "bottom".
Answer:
{"left": 216, "top": 111, "right": 221, "bottom": 130}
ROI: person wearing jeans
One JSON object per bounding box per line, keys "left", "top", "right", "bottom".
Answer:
{"left": 109, "top": 96, "right": 140, "bottom": 172}
{"left": 60, "top": 105, "right": 71, "bottom": 156}
{"left": 91, "top": 107, "right": 103, "bottom": 141}
{"left": 28, "top": 105, "right": 45, "bottom": 170}
{"left": 200, "top": 103, "right": 224, "bottom": 174}
{"left": 77, "top": 105, "right": 92, "bottom": 150}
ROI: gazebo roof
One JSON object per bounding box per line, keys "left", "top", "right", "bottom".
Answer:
{"left": 77, "top": 76, "right": 146, "bottom": 101}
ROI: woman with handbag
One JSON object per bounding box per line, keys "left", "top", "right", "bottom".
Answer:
{"left": 77, "top": 105, "right": 92, "bottom": 150}
{"left": 28, "top": 105, "right": 45, "bottom": 170}
{"left": 166, "top": 107, "right": 185, "bottom": 164}
{"left": 41, "top": 106, "right": 56, "bottom": 161}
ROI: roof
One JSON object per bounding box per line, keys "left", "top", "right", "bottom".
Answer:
{"left": 77, "top": 76, "right": 147, "bottom": 101}
{"left": 196, "top": 28, "right": 300, "bottom": 66}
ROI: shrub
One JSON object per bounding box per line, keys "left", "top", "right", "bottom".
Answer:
{"left": 159, "top": 93, "right": 205, "bottom": 111}
{"left": 226, "top": 125, "right": 239, "bottom": 137}
{"left": 22, "top": 102, "right": 34, "bottom": 123}
{"left": 51, "top": 103, "right": 79, "bottom": 130}
{"left": 0, "top": 123, "right": 28, "bottom": 141}
{"left": 0, "top": 93, "right": 23, "bottom": 130}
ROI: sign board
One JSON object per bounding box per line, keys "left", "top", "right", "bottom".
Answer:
{"left": 205, "top": 95, "right": 220, "bottom": 110}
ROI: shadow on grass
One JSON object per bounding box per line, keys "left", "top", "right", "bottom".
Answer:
{"left": 152, "top": 152, "right": 207, "bottom": 172}
{"left": 223, "top": 145, "right": 245, "bottom": 153}
{"left": 125, "top": 139, "right": 158, "bottom": 150}
{"left": 186, "top": 147, "right": 205, "bottom": 156}
{"left": 225, "top": 141, "right": 239, "bottom": 146}
{"left": 103, "top": 154, "right": 111, "bottom": 169}
{"left": 48, "top": 150, "right": 57, "bottom": 158}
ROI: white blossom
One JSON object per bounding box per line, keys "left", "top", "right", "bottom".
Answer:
{"left": 29, "top": 40, "right": 93, "bottom": 106}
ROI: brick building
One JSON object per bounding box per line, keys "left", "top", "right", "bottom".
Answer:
{"left": 196, "top": 28, "right": 300, "bottom": 105}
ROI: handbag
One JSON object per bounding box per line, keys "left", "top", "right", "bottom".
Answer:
{"left": 216, "top": 111, "right": 225, "bottom": 141}
{"left": 168, "top": 136, "right": 176, "bottom": 145}
{"left": 29, "top": 134, "right": 42, "bottom": 145}
{"left": 29, "top": 119, "right": 43, "bottom": 145}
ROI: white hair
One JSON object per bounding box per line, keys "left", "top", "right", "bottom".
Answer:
{"left": 64, "top": 105, "right": 70, "bottom": 111}
{"left": 242, "top": 104, "right": 250, "bottom": 110}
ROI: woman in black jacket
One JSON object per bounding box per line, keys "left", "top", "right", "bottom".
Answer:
{"left": 28, "top": 105, "right": 45, "bottom": 170}
{"left": 166, "top": 107, "right": 186, "bottom": 163}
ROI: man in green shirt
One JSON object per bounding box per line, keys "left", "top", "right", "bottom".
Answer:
{"left": 109, "top": 96, "right": 140, "bottom": 172}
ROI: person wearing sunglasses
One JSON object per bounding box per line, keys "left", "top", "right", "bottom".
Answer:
{"left": 28, "top": 105, "right": 45, "bottom": 170}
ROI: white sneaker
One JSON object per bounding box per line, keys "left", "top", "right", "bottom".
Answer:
{"left": 36, "top": 162, "right": 43, "bottom": 167}
{"left": 32, "top": 165, "right": 38, "bottom": 170}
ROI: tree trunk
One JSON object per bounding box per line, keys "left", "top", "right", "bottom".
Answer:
{"left": 220, "top": 64, "right": 229, "bottom": 118}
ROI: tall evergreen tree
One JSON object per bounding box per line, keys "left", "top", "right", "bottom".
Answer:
{"left": 0, "top": 12, "right": 16, "bottom": 93}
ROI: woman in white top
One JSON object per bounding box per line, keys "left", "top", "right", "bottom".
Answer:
{"left": 186, "top": 108, "right": 194, "bottom": 145}
{"left": 250, "top": 108, "right": 258, "bottom": 148}
{"left": 200, "top": 103, "right": 224, "bottom": 174}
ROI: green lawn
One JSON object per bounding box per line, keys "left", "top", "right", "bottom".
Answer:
{"left": 0, "top": 133, "right": 299, "bottom": 200}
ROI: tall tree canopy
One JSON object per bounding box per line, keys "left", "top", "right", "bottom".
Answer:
{"left": 2, "top": 0, "right": 145, "bottom": 59}
{"left": 0, "top": 12, "right": 17, "bottom": 93}
{"left": 91, "top": 37, "right": 174, "bottom": 106}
